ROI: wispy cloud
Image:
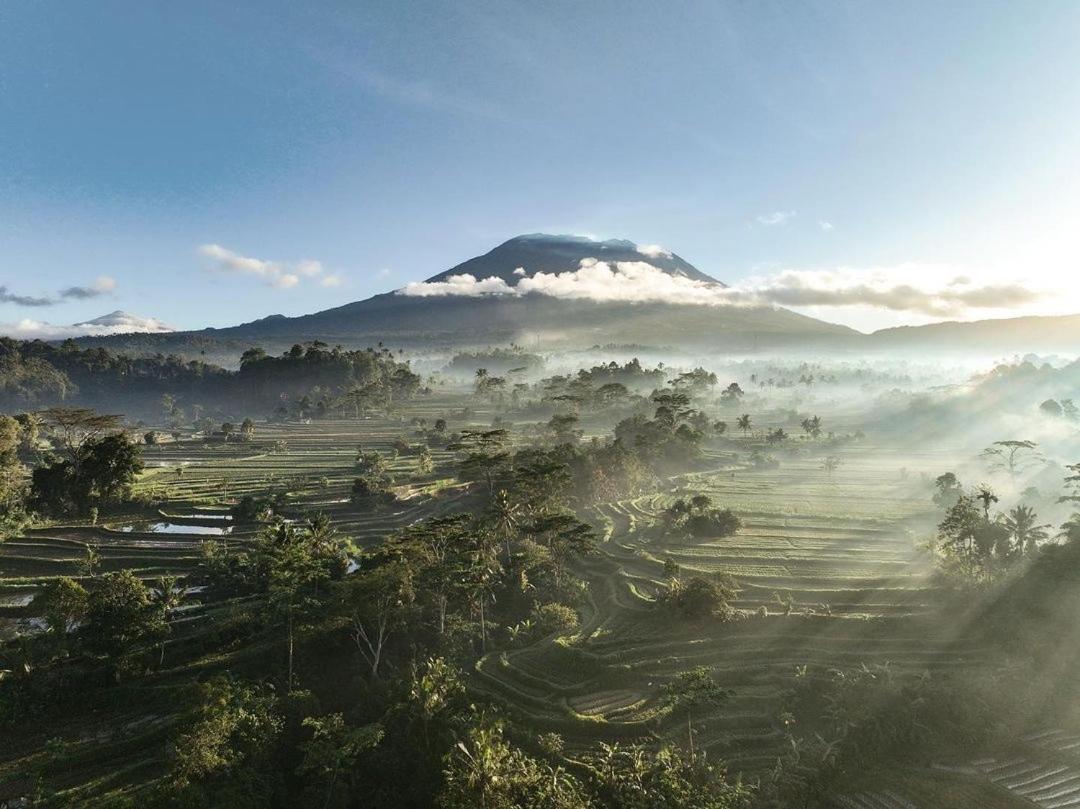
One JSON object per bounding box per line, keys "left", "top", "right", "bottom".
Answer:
{"left": 818, "top": 220, "right": 834, "bottom": 231}
{"left": 1, "top": 275, "right": 118, "bottom": 307}
{"left": 0, "top": 286, "right": 54, "bottom": 307}
{"left": 398, "top": 257, "right": 1042, "bottom": 317}
{"left": 199, "top": 244, "right": 342, "bottom": 290}
{"left": 756, "top": 210, "right": 796, "bottom": 226}
{"left": 58, "top": 275, "right": 117, "bottom": 300}
{"left": 743, "top": 267, "right": 1040, "bottom": 316}
{"left": 305, "top": 48, "right": 514, "bottom": 125}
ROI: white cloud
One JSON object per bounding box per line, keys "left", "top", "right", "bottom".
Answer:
{"left": 402, "top": 260, "right": 734, "bottom": 305}
{"left": 635, "top": 243, "right": 672, "bottom": 259}
{"left": 402, "top": 273, "right": 519, "bottom": 298}
{"left": 199, "top": 244, "right": 342, "bottom": 290}
{"left": 756, "top": 210, "right": 796, "bottom": 226}
{"left": 376, "top": 268, "right": 393, "bottom": 278}
{"left": 397, "top": 257, "right": 1042, "bottom": 317}
{"left": 818, "top": 221, "right": 834, "bottom": 231}
{"left": 740, "top": 266, "right": 1040, "bottom": 316}
{"left": 512, "top": 267, "right": 526, "bottom": 276}
{"left": 320, "top": 274, "right": 343, "bottom": 288}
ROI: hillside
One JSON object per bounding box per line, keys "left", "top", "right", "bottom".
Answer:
{"left": 868, "top": 313, "right": 1080, "bottom": 354}
{"left": 76, "top": 235, "right": 855, "bottom": 357}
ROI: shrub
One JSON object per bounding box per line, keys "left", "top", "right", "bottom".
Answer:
{"left": 685, "top": 508, "right": 742, "bottom": 538}
{"left": 531, "top": 602, "right": 580, "bottom": 636}
{"left": 658, "top": 575, "right": 738, "bottom": 620}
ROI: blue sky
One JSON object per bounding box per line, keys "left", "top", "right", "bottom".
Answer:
{"left": 2, "top": 1, "right": 1078, "bottom": 335}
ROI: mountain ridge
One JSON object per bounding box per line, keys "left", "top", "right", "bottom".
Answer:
{"left": 62, "top": 234, "right": 1080, "bottom": 358}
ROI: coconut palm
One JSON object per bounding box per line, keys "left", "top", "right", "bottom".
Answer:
{"left": 488, "top": 489, "right": 521, "bottom": 565}
{"left": 1059, "top": 513, "right": 1080, "bottom": 544}
{"left": 150, "top": 575, "right": 186, "bottom": 666}
{"left": 1001, "top": 505, "right": 1050, "bottom": 556}
{"left": 736, "top": 414, "right": 752, "bottom": 437}
{"left": 801, "top": 415, "right": 823, "bottom": 439}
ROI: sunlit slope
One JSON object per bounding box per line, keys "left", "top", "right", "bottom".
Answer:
{"left": 471, "top": 445, "right": 980, "bottom": 774}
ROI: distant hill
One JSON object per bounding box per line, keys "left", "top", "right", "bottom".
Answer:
{"left": 76, "top": 235, "right": 855, "bottom": 358}
{"left": 868, "top": 314, "right": 1080, "bottom": 354}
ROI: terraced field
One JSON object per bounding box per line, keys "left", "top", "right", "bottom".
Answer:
{"left": 0, "top": 406, "right": 508, "bottom": 802}
{"left": 933, "top": 729, "right": 1080, "bottom": 808}
{"left": 0, "top": 409, "right": 484, "bottom": 640}
{"left": 473, "top": 444, "right": 986, "bottom": 779}
{"left": 0, "top": 406, "right": 1049, "bottom": 806}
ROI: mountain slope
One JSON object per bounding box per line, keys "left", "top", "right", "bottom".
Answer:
{"left": 868, "top": 313, "right": 1080, "bottom": 354}
{"left": 75, "top": 234, "right": 856, "bottom": 356}
{"left": 198, "top": 234, "right": 851, "bottom": 350}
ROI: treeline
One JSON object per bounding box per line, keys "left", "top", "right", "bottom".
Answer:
{"left": 446, "top": 346, "right": 545, "bottom": 375}
{"left": 0, "top": 338, "right": 421, "bottom": 419}
{"left": 0, "top": 337, "right": 227, "bottom": 410}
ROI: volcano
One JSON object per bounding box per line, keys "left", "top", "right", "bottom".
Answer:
{"left": 78, "top": 235, "right": 857, "bottom": 355}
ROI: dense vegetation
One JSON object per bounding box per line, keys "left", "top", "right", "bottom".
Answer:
{"left": 0, "top": 339, "right": 420, "bottom": 422}
{"left": 3, "top": 344, "right": 1080, "bottom": 807}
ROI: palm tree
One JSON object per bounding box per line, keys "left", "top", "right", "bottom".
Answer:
{"left": 736, "top": 414, "right": 752, "bottom": 437}
{"left": 975, "top": 485, "right": 999, "bottom": 520}
{"left": 767, "top": 427, "right": 787, "bottom": 445}
{"left": 800, "top": 415, "right": 822, "bottom": 439}
{"left": 150, "top": 575, "right": 186, "bottom": 666}
{"left": 1059, "top": 513, "right": 1080, "bottom": 544}
{"left": 1002, "top": 505, "right": 1050, "bottom": 556}
{"left": 79, "top": 544, "right": 102, "bottom": 578}
{"left": 489, "top": 489, "right": 521, "bottom": 565}
{"left": 460, "top": 530, "right": 502, "bottom": 654}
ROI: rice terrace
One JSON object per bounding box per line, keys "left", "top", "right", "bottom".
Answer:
{"left": 5, "top": 3, "right": 1080, "bottom": 808}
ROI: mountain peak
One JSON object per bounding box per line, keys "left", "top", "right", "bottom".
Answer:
{"left": 72, "top": 310, "right": 175, "bottom": 334}
{"left": 424, "top": 234, "right": 723, "bottom": 287}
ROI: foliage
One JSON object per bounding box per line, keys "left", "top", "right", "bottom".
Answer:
{"left": 658, "top": 576, "right": 739, "bottom": 621}
{"left": 166, "top": 676, "right": 284, "bottom": 806}
{"left": 30, "top": 415, "right": 143, "bottom": 516}
{"left": 82, "top": 570, "right": 165, "bottom": 681}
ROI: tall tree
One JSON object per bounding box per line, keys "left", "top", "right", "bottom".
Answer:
{"left": 1002, "top": 505, "right": 1050, "bottom": 556}
{"left": 661, "top": 666, "right": 733, "bottom": 758}
{"left": 736, "top": 414, "right": 752, "bottom": 437}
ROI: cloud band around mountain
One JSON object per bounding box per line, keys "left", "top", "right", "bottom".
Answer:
{"left": 398, "top": 258, "right": 1040, "bottom": 316}
{"left": 0, "top": 311, "right": 174, "bottom": 340}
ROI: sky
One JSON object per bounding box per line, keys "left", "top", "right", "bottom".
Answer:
{"left": 1, "top": 0, "right": 1079, "bottom": 336}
